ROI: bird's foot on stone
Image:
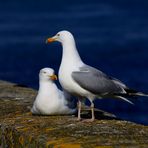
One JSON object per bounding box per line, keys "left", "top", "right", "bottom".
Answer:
{"left": 82, "top": 118, "right": 95, "bottom": 122}
{"left": 76, "top": 117, "right": 82, "bottom": 121}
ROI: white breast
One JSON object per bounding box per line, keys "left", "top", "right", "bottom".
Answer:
{"left": 31, "top": 82, "right": 74, "bottom": 115}
{"left": 59, "top": 65, "right": 91, "bottom": 97}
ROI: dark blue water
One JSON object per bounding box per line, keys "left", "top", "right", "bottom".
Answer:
{"left": 0, "top": 0, "right": 148, "bottom": 125}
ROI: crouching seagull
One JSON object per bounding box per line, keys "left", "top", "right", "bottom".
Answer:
{"left": 31, "top": 68, "right": 76, "bottom": 115}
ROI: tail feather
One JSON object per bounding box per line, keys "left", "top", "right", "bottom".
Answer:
{"left": 115, "top": 95, "right": 134, "bottom": 105}
{"left": 125, "top": 88, "right": 148, "bottom": 97}
{"left": 133, "top": 92, "right": 148, "bottom": 97}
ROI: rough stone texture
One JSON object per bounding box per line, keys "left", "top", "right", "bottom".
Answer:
{"left": 0, "top": 80, "right": 148, "bottom": 147}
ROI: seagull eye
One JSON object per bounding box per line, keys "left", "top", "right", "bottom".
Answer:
{"left": 57, "top": 34, "right": 60, "bottom": 36}
{"left": 43, "top": 71, "right": 46, "bottom": 74}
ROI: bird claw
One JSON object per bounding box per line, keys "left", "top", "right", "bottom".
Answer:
{"left": 81, "top": 118, "right": 95, "bottom": 122}
{"left": 76, "top": 118, "right": 82, "bottom": 121}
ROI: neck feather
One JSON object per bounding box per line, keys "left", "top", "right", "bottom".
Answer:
{"left": 39, "top": 80, "right": 55, "bottom": 93}
{"left": 61, "top": 39, "right": 83, "bottom": 66}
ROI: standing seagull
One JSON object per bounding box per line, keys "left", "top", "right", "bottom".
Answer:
{"left": 46, "top": 30, "right": 147, "bottom": 121}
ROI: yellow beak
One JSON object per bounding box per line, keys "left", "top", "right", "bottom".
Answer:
{"left": 49, "top": 74, "right": 57, "bottom": 81}
{"left": 46, "top": 37, "right": 56, "bottom": 43}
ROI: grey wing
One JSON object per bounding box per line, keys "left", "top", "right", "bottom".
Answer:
{"left": 71, "top": 65, "right": 126, "bottom": 95}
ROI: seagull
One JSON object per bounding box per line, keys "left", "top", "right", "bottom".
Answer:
{"left": 31, "top": 68, "right": 76, "bottom": 115}
{"left": 46, "top": 30, "right": 148, "bottom": 121}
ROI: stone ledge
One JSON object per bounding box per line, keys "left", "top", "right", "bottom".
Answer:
{"left": 0, "top": 80, "right": 148, "bottom": 147}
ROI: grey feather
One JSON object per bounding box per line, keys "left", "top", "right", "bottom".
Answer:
{"left": 72, "top": 65, "right": 125, "bottom": 95}
{"left": 111, "top": 77, "right": 127, "bottom": 89}
{"left": 115, "top": 96, "right": 134, "bottom": 105}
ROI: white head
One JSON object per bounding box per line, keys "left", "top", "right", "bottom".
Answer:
{"left": 46, "top": 30, "right": 75, "bottom": 44}
{"left": 39, "top": 68, "right": 57, "bottom": 82}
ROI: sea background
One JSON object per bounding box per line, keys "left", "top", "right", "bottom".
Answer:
{"left": 0, "top": 0, "right": 148, "bottom": 125}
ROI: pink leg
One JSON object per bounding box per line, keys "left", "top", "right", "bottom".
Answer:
{"left": 82, "top": 101, "right": 95, "bottom": 122}
{"left": 77, "top": 99, "right": 82, "bottom": 121}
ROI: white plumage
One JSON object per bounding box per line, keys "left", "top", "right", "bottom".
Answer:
{"left": 46, "top": 30, "right": 148, "bottom": 121}
{"left": 31, "top": 68, "right": 76, "bottom": 115}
